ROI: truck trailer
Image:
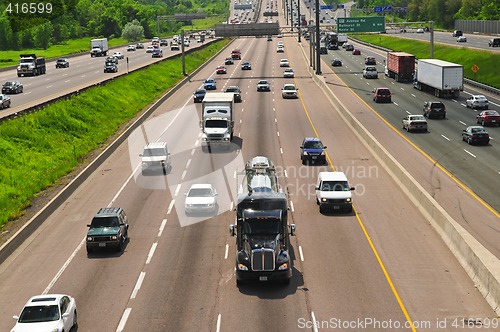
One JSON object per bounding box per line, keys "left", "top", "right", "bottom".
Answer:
{"left": 200, "top": 92, "right": 234, "bottom": 152}
{"left": 90, "top": 38, "right": 109, "bottom": 57}
{"left": 17, "top": 54, "right": 46, "bottom": 77}
{"left": 413, "top": 59, "right": 463, "bottom": 98}
{"left": 229, "top": 156, "right": 296, "bottom": 285}
{"left": 385, "top": 51, "right": 415, "bottom": 82}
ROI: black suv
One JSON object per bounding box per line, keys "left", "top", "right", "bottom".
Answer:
{"left": 452, "top": 30, "right": 462, "bottom": 37}
{"left": 86, "top": 207, "right": 129, "bottom": 254}
{"left": 423, "top": 101, "right": 446, "bottom": 119}
{"left": 489, "top": 38, "right": 500, "bottom": 47}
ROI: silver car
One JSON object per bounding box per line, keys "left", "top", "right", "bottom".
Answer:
{"left": 184, "top": 184, "right": 218, "bottom": 216}
{"left": 283, "top": 68, "right": 295, "bottom": 78}
{"left": 465, "top": 95, "right": 488, "bottom": 110}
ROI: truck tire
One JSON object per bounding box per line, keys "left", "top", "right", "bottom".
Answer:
{"left": 395, "top": 74, "right": 399, "bottom": 82}
{"left": 33, "top": 69, "right": 38, "bottom": 76}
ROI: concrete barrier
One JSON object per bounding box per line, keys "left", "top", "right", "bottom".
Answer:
{"left": 304, "top": 50, "right": 500, "bottom": 315}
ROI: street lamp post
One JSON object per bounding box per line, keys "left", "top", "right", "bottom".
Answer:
{"left": 315, "top": 0, "right": 321, "bottom": 74}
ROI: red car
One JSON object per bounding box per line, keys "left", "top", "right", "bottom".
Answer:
{"left": 231, "top": 49, "right": 241, "bottom": 60}
{"left": 352, "top": 49, "right": 361, "bottom": 55}
{"left": 373, "top": 87, "right": 392, "bottom": 103}
{"left": 216, "top": 65, "right": 227, "bottom": 74}
{"left": 476, "top": 110, "right": 500, "bottom": 126}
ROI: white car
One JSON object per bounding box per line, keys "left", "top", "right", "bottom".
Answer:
{"left": 416, "top": 28, "right": 424, "bottom": 33}
{"left": 113, "top": 51, "right": 124, "bottom": 59}
{"left": 362, "top": 66, "right": 378, "bottom": 79}
{"left": 12, "top": 294, "right": 77, "bottom": 332}
{"left": 281, "top": 83, "right": 298, "bottom": 99}
{"left": 279, "top": 58, "right": 290, "bottom": 67}
{"left": 457, "top": 36, "right": 467, "bottom": 42}
{"left": 257, "top": 80, "right": 271, "bottom": 92}
{"left": 127, "top": 45, "right": 136, "bottom": 51}
{"left": 466, "top": 95, "right": 488, "bottom": 109}
{"left": 277, "top": 45, "right": 285, "bottom": 53}
{"left": 283, "top": 68, "right": 295, "bottom": 78}
{"left": 277, "top": 41, "right": 284, "bottom": 47}
{"left": 146, "top": 46, "right": 154, "bottom": 53}
{"left": 184, "top": 184, "right": 218, "bottom": 216}
{"left": 402, "top": 114, "right": 428, "bottom": 132}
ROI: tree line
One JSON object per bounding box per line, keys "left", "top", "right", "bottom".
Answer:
{"left": 0, "top": 0, "right": 228, "bottom": 50}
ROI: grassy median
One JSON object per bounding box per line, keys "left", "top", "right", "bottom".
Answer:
{"left": 0, "top": 39, "right": 229, "bottom": 228}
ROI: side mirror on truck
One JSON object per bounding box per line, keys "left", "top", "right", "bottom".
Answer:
{"left": 229, "top": 224, "right": 235, "bottom": 236}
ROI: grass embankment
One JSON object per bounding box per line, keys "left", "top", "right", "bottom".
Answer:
{"left": 0, "top": 39, "right": 229, "bottom": 228}
{"left": 351, "top": 34, "right": 500, "bottom": 89}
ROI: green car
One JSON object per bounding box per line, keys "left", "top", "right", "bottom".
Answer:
{"left": 86, "top": 207, "right": 129, "bottom": 254}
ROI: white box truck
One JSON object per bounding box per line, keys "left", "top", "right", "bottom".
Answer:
{"left": 90, "top": 38, "right": 109, "bottom": 57}
{"left": 200, "top": 93, "right": 234, "bottom": 152}
{"left": 413, "top": 59, "right": 463, "bottom": 98}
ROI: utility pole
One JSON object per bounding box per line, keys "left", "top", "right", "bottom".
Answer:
{"left": 315, "top": 0, "right": 321, "bottom": 74}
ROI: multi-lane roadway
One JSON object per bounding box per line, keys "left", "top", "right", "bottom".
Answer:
{"left": 1, "top": 1, "right": 500, "bottom": 331}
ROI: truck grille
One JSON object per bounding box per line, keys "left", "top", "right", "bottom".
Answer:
{"left": 208, "top": 134, "right": 224, "bottom": 139}
{"left": 93, "top": 236, "right": 113, "bottom": 242}
{"left": 251, "top": 248, "right": 275, "bottom": 271}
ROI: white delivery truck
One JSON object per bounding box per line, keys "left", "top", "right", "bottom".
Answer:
{"left": 90, "top": 38, "right": 109, "bottom": 57}
{"left": 200, "top": 93, "right": 234, "bottom": 152}
{"left": 413, "top": 59, "right": 463, "bottom": 98}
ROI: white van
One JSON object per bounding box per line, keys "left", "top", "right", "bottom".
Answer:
{"left": 315, "top": 172, "right": 354, "bottom": 213}
{"left": 140, "top": 142, "right": 171, "bottom": 175}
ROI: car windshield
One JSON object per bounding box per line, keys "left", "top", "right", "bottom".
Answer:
{"left": 321, "top": 181, "right": 350, "bottom": 191}
{"left": 284, "top": 85, "right": 296, "bottom": 91}
{"left": 243, "top": 219, "right": 280, "bottom": 235}
{"left": 304, "top": 141, "right": 323, "bottom": 149}
{"left": 3, "top": 82, "right": 14, "bottom": 86}
{"left": 91, "top": 216, "right": 120, "bottom": 227}
{"left": 485, "top": 111, "right": 497, "bottom": 116}
{"left": 411, "top": 115, "right": 426, "bottom": 121}
{"left": 188, "top": 188, "right": 213, "bottom": 197}
{"left": 258, "top": 81, "right": 269, "bottom": 85}
{"left": 226, "top": 88, "right": 239, "bottom": 92}
{"left": 143, "top": 148, "right": 165, "bottom": 157}
{"left": 18, "top": 305, "right": 59, "bottom": 323}
{"left": 195, "top": 89, "right": 205, "bottom": 94}
{"left": 365, "top": 67, "right": 376, "bottom": 71}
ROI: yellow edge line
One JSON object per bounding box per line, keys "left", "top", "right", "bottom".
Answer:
{"left": 293, "top": 58, "right": 417, "bottom": 331}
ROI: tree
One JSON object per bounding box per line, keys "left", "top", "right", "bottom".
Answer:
{"left": 34, "top": 22, "right": 54, "bottom": 49}
{"left": 122, "top": 19, "right": 145, "bottom": 42}
{"left": 0, "top": 17, "right": 14, "bottom": 50}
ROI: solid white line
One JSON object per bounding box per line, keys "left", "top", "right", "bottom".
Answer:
{"left": 116, "top": 308, "right": 132, "bottom": 332}
{"left": 464, "top": 149, "right": 476, "bottom": 158}
{"left": 290, "top": 200, "right": 295, "bottom": 212}
{"left": 224, "top": 244, "right": 229, "bottom": 259}
{"left": 130, "top": 271, "right": 146, "bottom": 299}
{"left": 174, "top": 184, "right": 181, "bottom": 197}
{"left": 216, "top": 313, "right": 222, "bottom": 332}
{"left": 441, "top": 135, "right": 450, "bottom": 141}
{"left": 146, "top": 243, "right": 157, "bottom": 264}
{"left": 167, "top": 200, "right": 175, "bottom": 214}
{"left": 311, "top": 311, "right": 318, "bottom": 332}
{"left": 43, "top": 237, "right": 85, "bottom": 294}
{"left": 299, "top": 246, "right": 304, "bottom": 262}
{"left": 158, "top": 219, "right": 167, "bottom": 237}
{"left": 230, "top": 201, "right": 234, "bottom": 211}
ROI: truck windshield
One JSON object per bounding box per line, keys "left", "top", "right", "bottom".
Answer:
{"left": 143, "top": 148, "right": 166, "bottom": 157}
{"left": 205, "top": 120, "right": 228, "bottom": 128}
{"left": 321, "top": 181, "right": 350, "bottom": 191}
{"left": 20, "top": 59, "right": 34, "bottom": 64}
{"left": 243, "top": 219, "right": 280, "bottom": 235}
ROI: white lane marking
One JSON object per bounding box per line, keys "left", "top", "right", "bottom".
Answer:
{"left": 194, "top": 139, "right": 199, "bottom": 146}
{"left": 277, "top": 131, "right": 280, "bottom": 137}
{"left": 181, "top": 170, "right": 187, "bottom": 181}
{"left": 174, "top": 184, "right": 181, "bottom": 197}
{"left": 459, "top": 120, "right": 467, "bottom": 126}
{"left": 284, "top": 170, "right": 288, "bottom": 178}
{"left": 299, "top": 245, "right": 304, "bottom": 262}
{"left": 224, "top": 244, "right": 229, "bottom": 259}
{"left": 158, "top": 219, "right": 167, "bottom": 237}
{"left": 191, "top": 148, "right": 196, "bottom": 156}
{"left": 441, "top": 135, "right": 450, "bottom": 141}
{"left": 311, "top": 311, "right": 319, "bottom": 332}
{"left": 43, "top": 238, "right": 85, "bottom": 294}
{"left": 405, "top": 110, "right": 411, "bottom": 114}
{"left": 280, "top": 147, "right": 283, "bottom": 154}
{"left": 393, "top": 102, "right": 399, "bottom": 106}
{"left": 275, "top": 118, "right": 277, "bottom": 123}
{"left": 167, "top": 200, "right": 175, "bottom": 214}
{"left": 233, "top": 171, "right": 236, "bottom": 179}
{"left": 216, "top": 313, "right": 222, "bottom": 332}
{"left": 146, "top": 243, "right": 157, "bottom": 264}
{"left": 186, "top": 158, "right": 191, "bottom": 169}
{"left": 411, "top": 93, "right": 416, "bottom": 97}
{"left": 116, "top": 308, "right": 132, "bottom": 332}
{"left": 290, "top": 200, "right": 295, "bottom": 212}
{"left": 130, "top": 271, "right": 146, "bottom": 299}
{"left": 464, "top": 149, "right": 476, "bottom": 158}
{"left": 230, "top": 201, "right": 234, "bottom": 211}
{"left": 400, "top": 87, "right": 405, "bottom": 91}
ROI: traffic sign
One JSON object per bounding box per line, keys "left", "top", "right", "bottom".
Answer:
{"left": 374, "top": 6, "right": 383, "bottom": 13}
{"left": 374, "top": 5, "right": 392, "bottom": 12}
{"left": 337, "top": 4, "right": 344, "bottom": 9}
{"left": 337, "top": 17, "right": 386, "bottom": 33}
{"left": 471, "top": 64, "right": 480, "bottom": 73}
{"left": 320, "top": 5, "right": 334, "bottom": 10}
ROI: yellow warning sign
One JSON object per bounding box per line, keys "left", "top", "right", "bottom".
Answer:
{"left": 471, "top": 64, "right": 480, "bottom": 73}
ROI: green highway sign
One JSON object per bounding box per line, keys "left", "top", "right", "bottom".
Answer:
{"left": 337, "top": 17, "right": 386, "bottom": 33}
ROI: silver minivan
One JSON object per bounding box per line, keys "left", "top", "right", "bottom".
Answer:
{"left": 140, "top": 142, "right": 171, "bottom": 175}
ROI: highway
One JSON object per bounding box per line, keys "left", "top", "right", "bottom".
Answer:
{"left": 1, "top": 1, "right": 500, "bottom": 331}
